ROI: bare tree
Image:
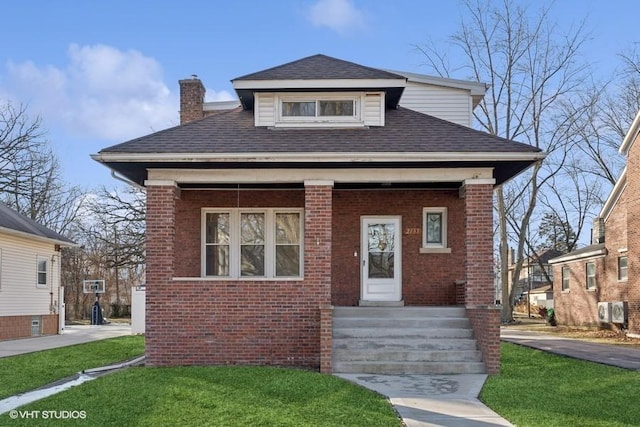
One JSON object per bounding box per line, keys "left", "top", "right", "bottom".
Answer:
{"left": 416, "top": 0, "right": 592, "bottom": 321}
{"left": 80, "top": 186, "right": 146, "bottom": 317}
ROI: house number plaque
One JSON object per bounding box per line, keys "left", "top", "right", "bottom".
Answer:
{"left": 404, "top": 227, "right": 421, "bottom": 235}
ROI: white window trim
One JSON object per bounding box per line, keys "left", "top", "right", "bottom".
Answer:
{"left": 420, "top": 207, "right": 451, "bottom": 254}
{"left": 275, "top": 92, "right": 364, "bottom": 128}
{"left": 201, "top": 208, "right": 304, "bottom": 279}
{"left": 618, "top": 256, "right": 628, "bottom": 282}
{"left": 561, "top": 266, "right": 570, "bottom": 292}
{"left": 36, "top": 255, "right": 48, "bottom": 288}
{"left": 585, "top": 262, "right": 596, "bottom": 290}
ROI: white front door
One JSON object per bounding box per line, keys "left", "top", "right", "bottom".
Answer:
{"left": 361, "top": 216, "right": 402, "bottom": 302}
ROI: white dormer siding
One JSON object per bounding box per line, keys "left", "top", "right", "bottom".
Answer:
{"left": 254, "top": 92, "right": 385, "bottom": 128}
{"left": 399, "top": 81, "right": 473, "bottom": 127}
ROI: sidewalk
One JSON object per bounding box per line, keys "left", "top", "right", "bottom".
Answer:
{"left": 501, "top": 327, "right": 640, "bottom": 370}
{"left": 0, "top": 324, "right": 132, "bottom": 358}
{"left": 337, "top": 374, "right": 513, "bottom": 427}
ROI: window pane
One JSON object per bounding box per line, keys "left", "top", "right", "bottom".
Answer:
{"left": 276, "top": 213, "right": 300, "bottom": 244}
{"left": 368, "top": 223, "right": 395, "bottom": 278}
{"left": 276, "top": 246, "right": 300, "bottom": 276}
{"left": 206, "top": 213, "right": 229, "bottom": 244}
{"left": 241, "top": 245, "right": 265, "bottom": 276}
{"left": 318, "top": 100, "right": 354, "bottom": 116}
{"left": 282, "top": 101, "right": 315, "bottom": 116}
{"left": 619, "top": 256, "right": 628, "bottom": 280}
{"left": 426, "top": 213, "right": 443, "bottom": 244}
{"left": 38, "top": 272, "right": 47, "bottom": 285}
{"left": 241, "top": 213, "right": 264, "bottom": 244}
{"left": 38, "top": 259, "right": 47, "bottom": 273}
{"left": 206, "top": 245, "right": 229, "bottom": 276}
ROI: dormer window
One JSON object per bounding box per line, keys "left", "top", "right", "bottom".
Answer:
{"left": 276, "top": 93, "right": 363, "bottom": 127}
{"left": 253, "top": 91, "right": 384, "bottom": 128}
{"left": 282, "top": 100, "right": 355, "bottom": 117}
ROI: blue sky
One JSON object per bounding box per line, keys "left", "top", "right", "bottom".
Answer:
{"left": 1, "top": 0, "right": 638, "bottom": 189}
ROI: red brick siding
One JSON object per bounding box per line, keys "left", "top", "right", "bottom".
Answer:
{"left": 553, "top": 184, "right": 629, "bottom": 327}
{"left": 553, "top": 257, "right": 606, "bottom": 326}
{"left": 331, "top": 189, "right": 465, "bottom": 306}
{"left": 147, "top": 186, "right": 331, "bottom": 368}
{"left": 145, "top": 185, "right": 177, "bottom": 366}
{"left": 467, "top": 307, "right": 500, "bottom": 374}
{"left": 0, "top": 314, "right": 58, "bottom": 340}
{"left": 462, "top": 183, "right": 499, "bottom": 373}
{"left": 628, "top": 134, "right": 640, "bottom": 335}
{"left": 463, "top": 184, "right": 495, "bottom": 306}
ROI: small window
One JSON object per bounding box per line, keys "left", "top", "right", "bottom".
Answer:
{"left": 277, "top": 94, "right": 361, "bottom": 126}
{"left": 561, "top": 266, "right": 570, "bottom": 291}
{"left": 422, "top": 207, "right": 448, "bottom": 249}
{"left": 37, "top": 256, "right": 48, "bottom": 287}
{"left": 618, "top": 256, "right": 628, "bottom": 281}
{"left": 586, "top": 262, "right": 596, "bottom": 290}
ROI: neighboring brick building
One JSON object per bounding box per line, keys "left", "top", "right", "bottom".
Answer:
{"left": 550, "top": 110, "right": 639, "bottom": 336}
{"left": 92, "top": 55, "right": 542, "bottom": 373}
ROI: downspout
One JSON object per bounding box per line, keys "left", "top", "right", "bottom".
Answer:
{"left": 111, "top": 170, "right": 145, "bottom": 191}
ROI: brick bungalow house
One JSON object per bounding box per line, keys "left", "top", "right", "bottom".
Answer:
{"left": 550, "top": 110, "right": 640, "bottom": 337}
{"left": 92, "top": 54, "right": 543, "bottom": 374}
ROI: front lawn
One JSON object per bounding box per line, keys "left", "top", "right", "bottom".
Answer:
{"left": 0, "top": 335, "right": 144, "bottom": 399}
{"left": 481, "top": 342, "right": 640, "bottom": 427}
{"left": 1, "top": 366, "right": 402, "bottom": 426}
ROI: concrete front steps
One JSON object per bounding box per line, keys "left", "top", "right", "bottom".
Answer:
{"left": 332, "top": 306, "right": 486, "bottom": 374}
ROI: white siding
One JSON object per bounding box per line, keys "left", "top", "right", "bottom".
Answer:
{"left": 363, "top": 92, "right": 384, "bottom": 126}
{"left": 399, "top": 82, "right": 472, "bottom": 126}
{"left": 0, "top": 233, "right": 60, "bottom": 316}
{"left": 254, "top": 93, "right": 276, "bottom": 127}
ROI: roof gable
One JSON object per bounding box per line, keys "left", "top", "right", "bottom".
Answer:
{"left": 231, "top": 54, "right": 407, "bottom": 110}
{"left": 233, "top": 54, "right": 405, "bottom": 81}
{"left": 0, "top": 203, "right": 75, "bottom": 246}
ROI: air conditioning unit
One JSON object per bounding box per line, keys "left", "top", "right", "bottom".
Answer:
{"left": 597, "top": 302, "right": 611, "bottom": 323}
{"left": 611, "top": 302, "right": 628, "bottom": 323}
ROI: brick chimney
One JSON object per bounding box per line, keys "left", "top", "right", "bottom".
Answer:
{"left": 179, "top": 75, "right": 205, "bottom": 124}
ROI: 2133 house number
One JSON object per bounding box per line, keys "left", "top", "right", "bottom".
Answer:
{"left": 404, "top": 227, "right": 421, "bottom": 235}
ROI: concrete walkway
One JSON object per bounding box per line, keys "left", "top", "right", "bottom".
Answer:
{"left": 337, "top": 374, "right": 513, "bottom": 427}
{"left": 0, "top": 324, "right": 132, "bottom": 358}
{"left": 501, "top": 328, "right": 640, "bottom": 370}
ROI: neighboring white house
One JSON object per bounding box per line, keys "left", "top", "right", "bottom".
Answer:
{"left": 0, "top": 203, "right": 75, "bottom": 340}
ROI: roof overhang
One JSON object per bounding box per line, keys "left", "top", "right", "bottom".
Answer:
{"left": 232, "top": 78, "right": 407, "bottom": 110}
{"left": 548, "top": 244, "right": 607, "bottom": 264}
{"left": 0, "top": 226, "right": 78, "bottom": 248}
{"left": 92, "top": 151, "right": 544, "bottom": 189}
{"left": 620, "top": 109, "right": 640, "bottom": 155}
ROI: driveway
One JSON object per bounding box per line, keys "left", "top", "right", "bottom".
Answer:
{"left": 0, "top": 324, "right": 132, "bottom": 358}
{"left": 501, "top": 327, "right": 640, "bottom": 370}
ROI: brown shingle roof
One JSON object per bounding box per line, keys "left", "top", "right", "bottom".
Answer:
{"left": 101, "top": 107, "right": 540, "bottom": 155}
{"left": 232, "top": 54, "right": 405, "bottom": 81}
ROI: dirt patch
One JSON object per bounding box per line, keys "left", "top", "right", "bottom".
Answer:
{"left": 505, "top": 316, "right": 640, "bottom": 348}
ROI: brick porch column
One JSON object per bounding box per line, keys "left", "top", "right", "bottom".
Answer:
{"left": 627, "top": 137, "right": 640, "bottom": 337}
{"left": 461, "top": 179, "right": 501, "bottom": 374}
{"left": 145, "top": 180, "right": 179, "bottom": 365}
{"left": 304, "top": 180, "right": 333, "bottom": 373}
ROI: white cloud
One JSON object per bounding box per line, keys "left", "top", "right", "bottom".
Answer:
{"left": 205, "top": 89, "right": 235, "bottom": 102}
{"left": 307, "top": 0, "right": 366, "bottom": 35}
{"left": 3, "top": 44, "right": 178, "bottom": 140}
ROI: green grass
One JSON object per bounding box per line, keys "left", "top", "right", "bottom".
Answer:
{"left": 0, "top": 335, "right": 144, "bottom": 399}
{"left": 1, "top": 366, "right": 402, "bottom": 427}
{"left": 481, "top": 343, "right": 640, "bottom": 427}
